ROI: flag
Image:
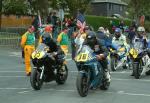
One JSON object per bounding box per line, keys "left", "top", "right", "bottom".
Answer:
{"left": 76, "top": 12, "right": 86, "bottom": 30}
{"left": 38, "top": 15, "right": 42, "bottom": 27}
{"left": 140, "top": 15, "right": 145, "bottom": 26}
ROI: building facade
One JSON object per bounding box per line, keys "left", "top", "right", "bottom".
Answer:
{"left": 91, "top": 0, "right": 127, "bottom": 17}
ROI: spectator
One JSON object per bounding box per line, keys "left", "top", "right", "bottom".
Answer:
{"left": 47, "top": 12, "right": 53, "bottom": 24}
{"left": 20, "top": 26, "right": 35, "bottom": 76}
{"left": 127, "top": 27, "right": 136, "bottom": 45}
{"left": 57, "top": 27, "right": 69, "bottom": 55}
{"left": 97, "top": 27, "right": 105, "bottom": 40}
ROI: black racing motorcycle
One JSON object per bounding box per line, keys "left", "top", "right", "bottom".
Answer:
{"left": 30, "top": 43, "right": 68, "bottom": 90}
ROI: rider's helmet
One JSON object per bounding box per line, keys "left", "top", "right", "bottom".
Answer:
{"left": 115, "top": 28, "right": 121, "bottom": 38}
{"left": 42, "top": 32, "right": 52, "bottom": 45}
{"left": 86, "top": 31, "right": 97, "bottom": 48}
{"left": 45, "top": 25, "right": 53, "bottom": 32}
{"left": 137, "top": 26, "right": 145, "bottom": 38}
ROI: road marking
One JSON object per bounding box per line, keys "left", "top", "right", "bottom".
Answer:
{"left": 0, "top": 71, "right": 24, "bottom": 73}
{"left": 0, "top": 76, "right": 26, "bottom": 78}
{"left": 112, "top": 78, "right": 150, "bottom": 82}
{"left": 0, "top": 75, "right": 149, "bottom": 82}
{"left": 105, "top": 91, "right": 150, "bottom": 97}
{"left": 1, "top": 87, "right": 150, "bottom": 97}
{"left": 40, "top": 89, "right": 150, "bottom": 97}
{"left": 48, "top": 89, "right": 75, "bottom": 92}
{"left": 9, "top": 52, "right": 21, "bottom": 57}
{"left": 66, "top": 58, "right": 72, "bottom": 61}
{"left": 69, "top": 70, "right": 131, "bottom": 74}
{"left": 18, "top": 91, "right": 31, "bottom": 94}
{"left": 0, "top": 88, "right": 30, "bottom": 90}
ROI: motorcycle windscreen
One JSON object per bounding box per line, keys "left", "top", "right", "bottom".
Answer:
{"left": 32, "top": 43, "right": 49, "bottom": 59}
{"left": 75, "top": 45, "right": 95, "bottom": 62}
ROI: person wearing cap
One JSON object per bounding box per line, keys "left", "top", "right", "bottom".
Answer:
{"left": 96, "top": 27, "right": 112, "bottom": 49}
{"left": 20, "top": 26, "right": 35, "bottom": 76}
{"left": 97, "top": 27, "right": 105, "bottom": 40}
{"left": 57, "top": 27, "right": 69, "bottom": 55}
{"left": 39, "top": 25, "right": 53, "bottom": 43}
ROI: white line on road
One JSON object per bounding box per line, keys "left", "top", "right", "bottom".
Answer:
{"left": 0, "top": 76, "right": 26, "bottom": 77}
{"left": 41, "top": 89, "right": 150, "bottom": 97}
{"left": 0, "top": 71, "right": 24, "bottom": 73}
{"left": 0, "top": 70, "right": 131, "bottom": 74}
{"left": 106, "top": 91, "right": 150, "bottom": 97}
{"left": 66, "top": 58, "right": 72, "bottom": 61}
{"left": 69, "top": 70, "right": 131, "bottom": 74}
{"left": 112, "top": 78, "right": 150, "bottom": 82}
{"left": 18, "top": 91, "right": 31, "bottom": 94}
{"left": 0, "top": 88, "right": 30, "bottom": 90}
{"left": 0, "top": 87, "right": 150, "bottom": 97}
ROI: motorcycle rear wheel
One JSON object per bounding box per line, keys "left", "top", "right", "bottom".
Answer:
{"left": 30, "top": 69, "right": 43, "bottom": 90}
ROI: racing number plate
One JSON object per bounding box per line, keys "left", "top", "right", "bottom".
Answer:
{"left": 76, "top": 53, "right": 88, "bottom": 62}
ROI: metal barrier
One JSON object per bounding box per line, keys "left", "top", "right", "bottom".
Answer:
{"left": 0, "top": 32, "right": 21, "bottom": 49}
{"left": 0, "top": 26, "right": 76, "bottom": 50}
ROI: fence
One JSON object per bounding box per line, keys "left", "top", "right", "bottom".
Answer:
{"left": 0, "top": 26, "right": 76, "bottom": 50}
{"left": 0, "top": 32, "right": 21, "bottom": 49}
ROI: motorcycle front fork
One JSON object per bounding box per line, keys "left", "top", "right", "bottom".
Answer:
{"left": 40, "top": 66, "right": 44, "bottom": 80}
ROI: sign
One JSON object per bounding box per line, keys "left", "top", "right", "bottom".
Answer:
{"left": 58, "top": 9, "right": 64, "bottom": 21}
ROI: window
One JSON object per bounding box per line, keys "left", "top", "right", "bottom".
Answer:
{"left": 109, "top": 3, "right": 111, "bottom": 10}
{"left": 109, "top": 3, "right": 113, "bottom": 10}
{"left": 120, "top": 6, "right": 123, "bottom": 11}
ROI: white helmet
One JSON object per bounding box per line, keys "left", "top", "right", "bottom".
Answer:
{"left": 137, "top": 26, "right": 145, "bottom": 32}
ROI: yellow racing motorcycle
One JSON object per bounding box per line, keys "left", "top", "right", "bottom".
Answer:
{"left": 30, "top": 43, "right": 68, "bottom": 90}
{"left": 129, "top": 48, "right": 150, "bottom": 79}
{"left": 109, "top": 45, "right": 128, "bottom": 71}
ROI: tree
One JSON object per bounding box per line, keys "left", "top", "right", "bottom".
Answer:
{"left": 123, "top": 0, "right": 150, "bottom": 20}
{"left": 65, "top": 0, "right": 91, "bottom": 16}
{"left": 3, "top": 0, "right": 28, "bottom": 15}
{"left": 0, "top": 0, "right": 2, "bottom": 29}
{"left": 28, "top": 0, "right": 52, "bottom": 16}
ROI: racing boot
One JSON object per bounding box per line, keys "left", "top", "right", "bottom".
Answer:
{"left": 104, "top": 69, "right": 111, "bottom": 82}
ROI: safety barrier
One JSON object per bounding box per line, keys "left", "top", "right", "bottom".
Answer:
{"left": 0, "top": 32, "right": 21, "bottom": 49}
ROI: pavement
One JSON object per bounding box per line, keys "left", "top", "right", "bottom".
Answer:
{"left": 0, "top": 48, "right": 150, "bottom": 103}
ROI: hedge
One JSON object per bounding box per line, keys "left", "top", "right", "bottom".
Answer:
{"left": 86, "top": 15, "right": 150, "bottom": 33}
{"left": 145, "top": 21, "right": 150, "bottom": 32}
{"left": 85, "top": 15, "right": 131, "bottom": 33}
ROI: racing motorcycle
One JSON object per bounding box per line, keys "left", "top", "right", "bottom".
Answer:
{"left": 30, "top": 43, "right": 68, "bottom": 90}
{"left": 109, "top": 44, "right": 128, "bottom": 71}
{"left": 75, "top": 45, "right": 110, "bottom": 97}
{"left": 129, "top": 48, "right": 150, "bottom": 79}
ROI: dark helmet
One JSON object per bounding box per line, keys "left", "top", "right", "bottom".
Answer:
{"left": 115, "top": 28, "right": 121, "bottom": 38}
{"left": 42, "top": 33, "right": 52, "bottom": 45}
{"left": 86, "top": 31, "right": 97, "bottom": 48}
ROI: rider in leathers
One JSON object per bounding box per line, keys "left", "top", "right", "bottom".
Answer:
{"left": 131, "top": 26, "right": 149, "bottom": 76}
{"left": 83, "top": 31, "right": 111, "bottom": 82}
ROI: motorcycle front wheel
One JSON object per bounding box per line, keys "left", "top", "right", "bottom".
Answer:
{"left": 30, "top": 68, "right": 43, "bottom": 90}
{"left": 133, "top": 61, "right": 142, "bottom": 79}
{"left": 56, "top": 64, "right": 68, "bottom": 84}
{"left": 111, "top": 57, "right": 117, "bottom": 71}
{"left": 76, "top": 72, "right": 89, "bottom": 97}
